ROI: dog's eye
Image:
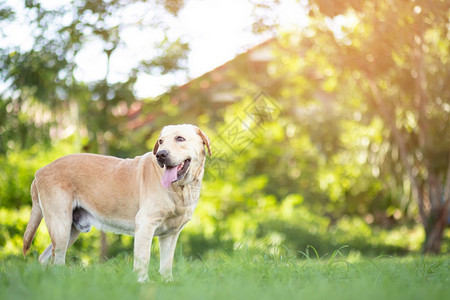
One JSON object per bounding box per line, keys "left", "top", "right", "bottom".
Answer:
{"left": 158, "top": 139, "right": 163, "bottom": 145}
{"left": 175, "top": 136, "right": 185, "bottom": 142}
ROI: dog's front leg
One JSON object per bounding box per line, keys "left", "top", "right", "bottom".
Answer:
{"left": 133, "top": 210, "right": 161, "bottom": 283}
{"left": 159, "top": 229, "right": 182, "bottom": 282}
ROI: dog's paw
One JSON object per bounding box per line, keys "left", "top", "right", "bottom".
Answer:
{"left": 162, "top": 274, "right": 173, "bottom": 283}
{"left": 137, "top": 274, "right": 150, "bottom": 283}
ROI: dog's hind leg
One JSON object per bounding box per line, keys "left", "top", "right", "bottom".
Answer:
{"left": 39, "top": 187, "right": 74, "bottom": 265}
{"left": 39, "top": 225, "right": 81, "bottom": 265}
{"left": 39, "top": 244, "right": 52, "bottom": 265}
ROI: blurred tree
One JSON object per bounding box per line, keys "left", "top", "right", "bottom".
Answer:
{"left": 0, "top": 0, "right": 188, "bottom": 156}
{"left": 298, "top": 0, "right": 450, "bottom": 253}
{"left": 246, "top": 0, "right": 449, "bottom": 253}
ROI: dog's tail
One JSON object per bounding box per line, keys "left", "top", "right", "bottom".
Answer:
{"left": 23, "top": 179, "right": 43, "bottom": 256}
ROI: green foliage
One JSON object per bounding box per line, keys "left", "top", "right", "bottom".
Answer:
{"left": 0, "top": 206, "right": 50, "bottom": 259}
{"left": 1, "top": 0, "right": 449, "bottom": 259}
{"left": 0, "top": 139, "right": 75, "bottom": 208}
{"left": 179, "top": 190, "right": 426, "bottom": 259}
{"left": 1, "top": 254, "right": 449, "bottom": 300}
{"left": 0, "top": 1, "right": 14, "bottom": 22}
{"left": 140, "top": 37, "right": 190, "bottom": 75}
{"left": 1, "top": 90, "right": 433, "bottom": 260}
{"left": 0, "top": 97, "right": 52, "bottom": 155}
{"left": 0, "top": 0, "right": 191, "bottom": 158}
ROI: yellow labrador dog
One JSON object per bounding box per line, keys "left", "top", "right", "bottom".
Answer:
{"left": 22, "top": 124, "right": 211, "bottom": 282}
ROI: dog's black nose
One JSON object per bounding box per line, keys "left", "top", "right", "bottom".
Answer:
{"left": 156, "top": 150, "right": 168, "bottom": 161}
{"left": 156, "top": 150, "right": 168, "bottom": 167}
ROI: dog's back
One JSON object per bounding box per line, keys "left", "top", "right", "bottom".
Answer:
{"left": 34, "top": 153, "right": 144, "bottom": 218}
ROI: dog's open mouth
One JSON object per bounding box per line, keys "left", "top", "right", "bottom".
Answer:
{"left": 161, "top": 159, "right": 191, "bottom": 188}
{"left": 177, "top": 159, "right": 191, "bottom": 178}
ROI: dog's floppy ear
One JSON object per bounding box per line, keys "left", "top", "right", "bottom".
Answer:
{"left": 195, "top": 127, "right": 212, "bottom": 156}
{"left": 153, "top": 136, "right": 160, "bottom": 155}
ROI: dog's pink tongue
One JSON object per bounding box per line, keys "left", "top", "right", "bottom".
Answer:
{"left": 161, "top": 167, "right": 178, "bottom": 188}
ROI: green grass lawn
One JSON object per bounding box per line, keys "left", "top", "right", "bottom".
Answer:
{"left": 1, "top": 251, "right": 449, "bottom": 300}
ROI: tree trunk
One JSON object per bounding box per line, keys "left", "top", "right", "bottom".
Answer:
{"left": 100, "top": 231, "right": 109, "bottom": 261}
{"left": 365, "top": 77, "right": 450, "bottom": 254}
{"left": 423, "top": 161, "right": 450, "bottom": 254}
{"left": 423, "top": 203, "right": 448, "bottom": 254}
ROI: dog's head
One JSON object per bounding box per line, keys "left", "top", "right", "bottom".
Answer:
{"left": 153, "top": 124, "right": 211, "bottom": 188}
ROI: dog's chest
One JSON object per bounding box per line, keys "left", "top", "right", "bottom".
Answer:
{"left": 154, "top": 209, "right": 194, "bottom": 236}
{"left": 155, "top": 185, "right": 199, "bottom": 236}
